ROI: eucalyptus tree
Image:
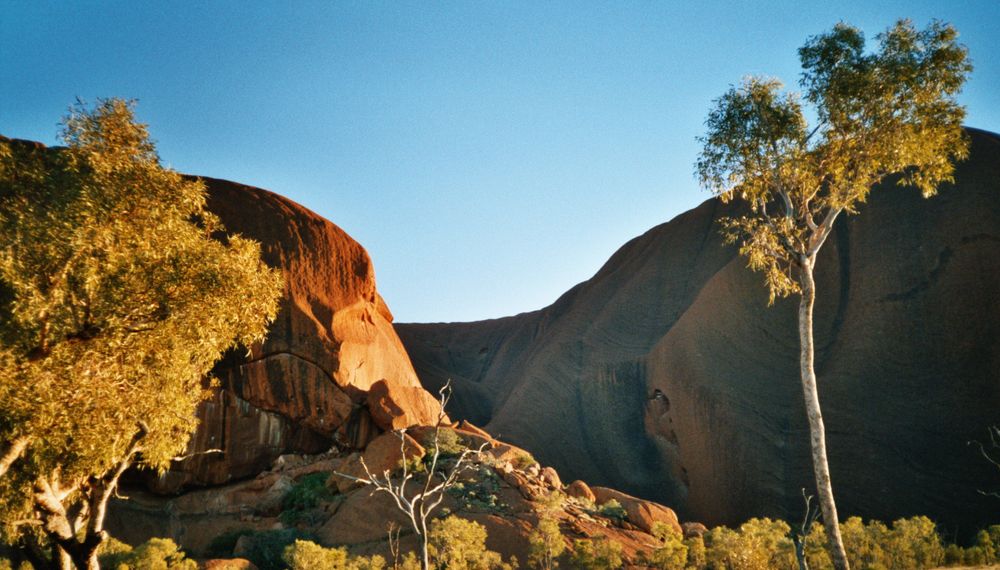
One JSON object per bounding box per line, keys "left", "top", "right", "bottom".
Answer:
{"left": 696, "top": 20, "right": 971, "bottom": 570}
{"left": 0, "top": 99, "right": 283, "bottom": 569}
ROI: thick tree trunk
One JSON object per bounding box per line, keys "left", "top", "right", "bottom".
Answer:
{"left": 799, "top": 258, "right": 850, "bottom": 570}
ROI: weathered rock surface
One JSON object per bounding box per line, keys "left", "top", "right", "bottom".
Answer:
{"left": 108, "top": 449, "right": 672, "bottom": 566}
{"left": 567, "top": 480, "right": 596, "bottom": 503}
{"left": 331, "top": 431, "right": 425, "bottom": 494}
{"left": 397, "top": 128, "right": 1000, "bottom": 533}
{"left": 159, "top": 176, "right": 441, "bottom": 490}
{"left": 591, "top": 487, "right": 682, "bottom": 536}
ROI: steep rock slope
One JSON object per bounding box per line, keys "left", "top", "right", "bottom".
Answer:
{"left": 397, "top": 128, "right": 1000, "bottom": 532}
{"left": 157, "top": 177, "right": 441, "bottom": 490}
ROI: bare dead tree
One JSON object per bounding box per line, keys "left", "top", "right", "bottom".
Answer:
{"left": 335, "top": 380, "right": 486, "bottom": 570}
{"left": 970, "top": 425, "right": 1000, "bottom": 499}
{"left": 793, "top": 488, "right": 822, "bottom": 570}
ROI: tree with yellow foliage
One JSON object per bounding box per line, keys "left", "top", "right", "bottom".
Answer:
{"left": 0, "top": 99, "right": 283, "bottom": 569}
{"left": 696, "top": 20, "right": 971, "bottom": 570}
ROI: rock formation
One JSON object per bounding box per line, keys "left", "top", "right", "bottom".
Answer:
{"left": 155, "top": 176, "right": 442, "bottom": 491}
{"left": 397, "top": 128, "right": 1000, "bottom": 534}
{"left": 108, "top": 425, "right": 682, "bottom": 566}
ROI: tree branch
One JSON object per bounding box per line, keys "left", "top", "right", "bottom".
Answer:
{"left": 0, "top": 435, "right": 31, "bottom": 478}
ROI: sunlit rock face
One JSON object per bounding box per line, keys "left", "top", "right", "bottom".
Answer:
{"left": 155, "top": 177, "right": 440, "bottom": 491}
{"left": 397, "top": 128, "right": 1000, "bottom": 534}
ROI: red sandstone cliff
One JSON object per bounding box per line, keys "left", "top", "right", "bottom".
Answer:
{"left": 156, "top": 177, "right": 442, "bottom": 491}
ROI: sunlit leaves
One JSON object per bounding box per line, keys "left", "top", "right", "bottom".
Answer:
{"left": 696, "top": 19, "right": 970, "bottom": 301}
{"left": 0, "top": 99, "right": 283, "bottom": 540}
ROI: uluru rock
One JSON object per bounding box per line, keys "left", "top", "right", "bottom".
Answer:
{"left": 397, "top": 128, "right": 1000, "bottom": 534}
{"left": 161, "top": 176, "right": 441, "bottom": 490}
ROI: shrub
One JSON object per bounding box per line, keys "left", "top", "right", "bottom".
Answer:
{"left": 284, "top": 540, "right": 350, "bottom": 570}
{"left": 683, "top": 535, "right": 706, "bottom": 569}
{"left": 203, "top": 528, "right": 255, "bottom": 558}
{"left": 569, "top": 538, "right": 622, "bottom": 570}
{"left": 282, "top": 540, "right": 386, "bottom": 570}
{"left": 596, "top": 500, "right": 627, "bottom": 522}
{"left": 280, "top": 471, "right": 335, "bottom": 526}
{"left": 527, "top": 514, "right": 565, "bottom": 569}
{"left": 234, "top": 529, "right": 317, "bottom": 570}
{"left": 802, "top": 522, "right": 832, "bottom": 570}
{"left": 645, "top": 522, "right": 687, "bottom": 570}
{"left": 97, "top": 535, "right": 135, "bottom": 569}
{"left": 283, "top": 472, "right": 334, "bottom": 510}
{"left": 448, "top": 465, "right": 509, "bottom": 513}
{"left": 885, "top": 516, "right": 944, "bottom": 569}
{"left": 512, "top": 451, "right": 538, "bottom": 471}
{"left": 840, "top": 517, "right": 888, "bottom": 570}
{"left": 977, "top": 525, "right": 1000, "bottom": 563}
{"left": 422, "top": 427, "right": 467, "bottom": 458}
{"left": 738, "top": 518, "right": 795, "bottom": 569}
{"left": 428, "top": 516, "right": 514, "bottom": 569}
{"left": 100, "top": 537, "right": 196, "bottom": 570}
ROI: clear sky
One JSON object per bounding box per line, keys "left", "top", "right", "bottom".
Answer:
{"left": 2, "top": 2, "right": 997, "bottom": 323}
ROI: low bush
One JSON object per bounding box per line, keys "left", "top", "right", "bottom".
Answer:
{"left": 280, "top": 472, "right": 335, "bottom": 526}
{"left": 203, "top": 528, "right": 255, "bottom": 559}
{"left": 428, "top": 515, "right": 517, "bottom": 569}
{"left": 448, "top": 465, "right": 509, "bottom": 513}
{"left": 595, "top": 500, "right": 627, "bottom": 522}
{"left": 228, "top": 528, "right": 317, "bottom": 570}
{"left": 282, "top": 539, "right": 386, "bottom": 570}
{"left": 97, "top": 537, "right": 196, "bottom": 570}
{"left": 569, "top": 538, "right": 622, "bottom": 570}
{"left": 643, "top": 522, "right": 687, "bottom": 569}
{"left": 527, "top": 513, "right": 565, "bottom": 569}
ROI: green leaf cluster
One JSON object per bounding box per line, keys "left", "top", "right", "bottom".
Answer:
{"left": 428, "top": 516, "right": 516, "bottom": 570}
{"left": 696, "top": 19, "right": 971, "bottom": 302}
{"left": 0, "top": 99, "right": 283, "bottom": 550}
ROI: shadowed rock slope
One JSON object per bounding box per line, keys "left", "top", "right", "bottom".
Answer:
{"left": 397, "top": 127, "right": 1000, "bottom": 533}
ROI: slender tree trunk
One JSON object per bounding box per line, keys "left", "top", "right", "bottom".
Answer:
{"left": 798, "top": 257, "right": 850, "bottom": 570}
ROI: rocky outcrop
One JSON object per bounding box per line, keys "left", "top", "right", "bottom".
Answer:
{"left": 107, "top": 432, "right": 682, "bottom": 566}
{"left": 397, "top": 128, "right": 1000, "bottom": 534}
{"left": 591, "top": 487, "right": 681, "bottom": 536}
{"left": 158, "top": 177, "right": 441, "bottom": 491}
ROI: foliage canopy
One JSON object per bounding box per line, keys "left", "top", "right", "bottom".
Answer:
{"left": 0, "top": 98, "right": 283, "bottom": 565}
{"left": 696, "top": 19, "right": 971, "bottom": 302}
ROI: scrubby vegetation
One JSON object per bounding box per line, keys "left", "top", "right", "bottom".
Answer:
{"left": 283, "top": 540, "right": 386, "bottom": 570}
{"left": 449, "top": 464, "right": 510, "bottom": 513}
{"left": 527, "top": 513, "right": 565, "bottom": 570}
{"left": 281, "top": 472, "right": 336, "bottom": 526}
{"left": 569, "top": 537, "right": 623, "bottom": 570}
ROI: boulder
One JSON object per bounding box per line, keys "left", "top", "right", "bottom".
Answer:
{"left": 566, "top": 480, "right": 596, "bottom": 503}
{"left": 317, "top": 487, "right": 413, "bottom": 545}
{"left": 366, "top": 379, "right": 445, "bottom": 431}
{"left": 332, "top": 431, "right": 425, "bottom": 494}
{"left": 590, "top": 487, "right": 681, "bottom": 536}
{"left": 540, "top": 467, "right": 562, "bottom": 490}
{"left": 682, "top": 522, "right": 709, "bottom": 539}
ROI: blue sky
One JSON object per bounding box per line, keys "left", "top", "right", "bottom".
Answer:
{"left": 2, "top": 1, "right": 997, "bottom": 323}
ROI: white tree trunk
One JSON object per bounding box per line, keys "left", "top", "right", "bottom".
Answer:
{"left": 799, "top": 257, "right": 850, "bottom": 570}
